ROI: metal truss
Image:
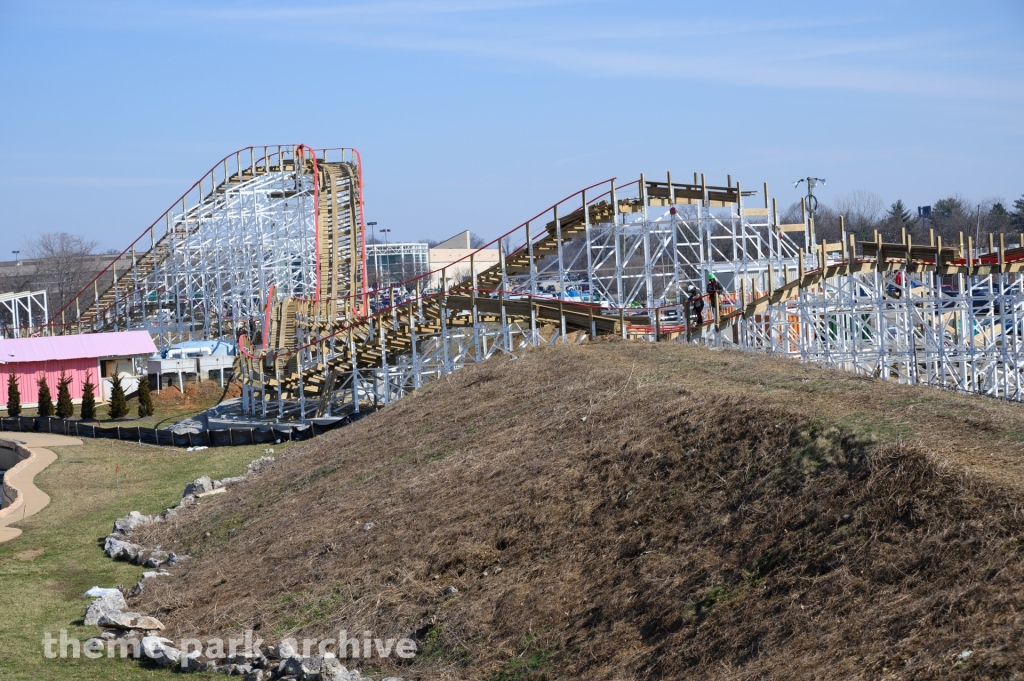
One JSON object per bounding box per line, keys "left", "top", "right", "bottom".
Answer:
{"left": 0, "top": 290, "right": 48, "bottom": 339}
{"left": 51, "top": 152, "right": 1024, "bottom": 420}
{"left": 54, "top": 146, "right": 365, "bottom": 349}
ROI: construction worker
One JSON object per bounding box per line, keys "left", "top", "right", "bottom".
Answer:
{"left": 687, "top": 285, "right": 704, "bottom": 326}
{"left": 706, "top": 273, "right": 723, "bottom": 317}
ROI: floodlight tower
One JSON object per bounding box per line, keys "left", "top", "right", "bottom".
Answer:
{"left": 794, "top": 177, "right": 826, "bottom": 245}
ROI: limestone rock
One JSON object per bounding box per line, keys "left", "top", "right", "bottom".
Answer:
{"left": 98, "top": 611, "right": 164, "bottom": 631}
{"left": 141, "top": 569, "right": 171, "bottom": 579}
{"left": 141, "top": 636, "right": 180, "bottom": 667}
{"left": 247, "top": 456, "right": 274, "bottom": 473}
{"left": 132, "top": 549, "right": 169, "bottom": 567}
{"left": 112, "top": 510, "right": 154, "bottom": 535}
{"left": 83, "top": 590, "right": 128, "bottom": 626}
{"left": 83, "top": 586, "right": 121, "bottom": 599}
{"left": 104, "top": 536, "right": 143, "bottom": 561}
{"left": 183, "top": 475, "right": 214, "bottom": 497}
{"left": 167, "top": 552, "right": 189, "bottom": 566}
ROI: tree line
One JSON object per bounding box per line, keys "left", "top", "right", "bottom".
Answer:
{"left": 785, "top": 191, "right": 1024, "bottom": 245}
{"left": 5, "top": 370, "right": 154, "bottom": 420}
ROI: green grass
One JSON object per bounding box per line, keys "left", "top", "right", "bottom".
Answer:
{"left": 0, "top": 435, "right": 291, "bottom": 680}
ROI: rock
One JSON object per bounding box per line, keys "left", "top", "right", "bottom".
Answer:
{"left": 179, "top": 651, "right": 204, "bottom": 671}
{"left": 141, "top": 635, "right": 180, "bottom": 667}
{"left": 83, "top": 586, "right": 121, "bottom": 599}
{"left": 167, "top": 552, "right": 189, "bottom": 566}
{"left": 141, "top": 569, "right": 171, "bottom": 579}
{"left": 179, "top": 494, "right": 197, "bottom": 508}
{"left": 443, "top": 585, "right": 458, "bottom": 596}
{"left": 273, "top": 640, "right": 298, "bottom": 658}
{"left": 221, "top": 475, "right": 246, "bottom": 485}
{"left": 104, "top": 536, "right": 143, "bottom": 561}
{"left": 321, "top": 656, "right": 347, "bottom": 679}
{"left": 141, "top": 550, "right": 170, "bottom": 568}
{"left": 247, "top": 456, "right": 274, "bottom": 473}
{"left": 360, "top": 522, "right": 374, "bottom": 531}
{"left": 381, "top": 677, "right": 405, "bottom": 681}
{"left": 128, "top": 582, "right": 144, "bottom": 597}
{"left": 83, "top": 636, "right": 106, "bottom": 652}
{"left": 243, "top": 671, "right": 265, "bottom": 681}
{"left": 112, "top": 510, "right": 154, "bottom": 535}
{"left": 280, "top": 655, "right": 306, "bottom": 677}
{"left": 183, "top": 475, "right": 214, "bottom": 497}
{"left": 98, "top": 611, "right": 165, "bottom": 631}
{"left": 160, "top": 507, "right": 178, "bottom": 520}
{"left": 213, "top": 479, "right": 224, "bottom": 489}
{"left": 83, "top": 590, "right": 128, "bottom": 625}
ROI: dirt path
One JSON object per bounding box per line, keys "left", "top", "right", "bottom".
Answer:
{"left": 0, "top": 434, "right": 81, "bottom": 544}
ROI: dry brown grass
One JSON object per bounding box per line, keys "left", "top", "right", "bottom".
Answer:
{"left": 132, "top": 340, "right": 1024, "bottom": 679}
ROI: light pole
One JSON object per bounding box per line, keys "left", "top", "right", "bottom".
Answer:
{"left": 380, "top": 229, "right": 392, "bottom": 286}
{"left": 12, "top": 250, "right": 20, "bottom": 266}
{"left": 793, "top": 177, "right": 826, "bottom": 245}
{"left": 367, "top": 222, "right": 378, "bottom": 289}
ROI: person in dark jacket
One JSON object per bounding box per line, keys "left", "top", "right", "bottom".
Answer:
{"left": 706, "top": 273, "right": 724, "bottom": 314}
{"left": 687, "top": 284, "right": 705, "bottom": 325}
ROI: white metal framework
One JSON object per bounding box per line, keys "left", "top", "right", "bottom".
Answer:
{"left": 0, "top": 290, "right": 48, "bottom": 339}
{"left": 55, "top": 146, "right": 365, "bottom": 349}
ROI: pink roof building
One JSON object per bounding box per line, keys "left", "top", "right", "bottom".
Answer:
{"left": 0, "top": 331, "right": 157, "bottom": 409}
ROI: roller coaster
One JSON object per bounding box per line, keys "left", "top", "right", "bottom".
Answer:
{"left": 49, "top": 145, "right": 1024, "bottom": 420}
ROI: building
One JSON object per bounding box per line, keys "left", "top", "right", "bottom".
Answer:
{"left": 427, "top": 231, "right": 500, "bottom": 290}
{"left": 365, "top": 242, "right": 430, "bottom": 289}
{"left": 0, "top": 330, "right": 157, "bottom": 409}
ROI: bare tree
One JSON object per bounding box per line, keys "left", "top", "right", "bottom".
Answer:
{"left": 26, "top": 232, "right": 98, "bottom": 312}
{"left": 834, "top": 190, "right": 884, "bottom": 238}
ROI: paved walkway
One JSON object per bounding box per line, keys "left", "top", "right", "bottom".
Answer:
{"left": 0, "top": 433, "right": 81, "bottom": 544}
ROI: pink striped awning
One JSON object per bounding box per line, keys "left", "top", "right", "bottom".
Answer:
{"left": 0, "top": 331, "right": 157, "bottom": 364}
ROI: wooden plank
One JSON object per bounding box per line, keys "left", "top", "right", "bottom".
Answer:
{"left": 743, "top": 207, "right": 769, "bottom": 216}
{"left": 779, "top": 223, "right": 805, "bottom": 232}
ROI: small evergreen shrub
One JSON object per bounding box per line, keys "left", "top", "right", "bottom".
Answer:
{"left": 137, "top": 374, "right": 154, "bottom": 418}
{"left": 6, "top": 372, "right": 21, "bottom": 417}
{"left": 36, "top": 375, "right": 55, "bottom": 417}
{"left": 108, "top": 374, "right": 129, "bottom": 419}
{"left": 80, "top": 374, "right": 97, "bottom": 420}
{"left": 56, "top": 369, "right": 74, "bottom": 418}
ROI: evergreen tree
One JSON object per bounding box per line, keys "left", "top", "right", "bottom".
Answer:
{"left": 80, "top": 374, "right": 96, "bottom": 420}
{"left": 6, "top": 373, "right": 21, "bottom": 417}
{"left": 108, "top": 373, "right": 129, "bottom": 419}
{"left": 1012, "top": 195, "right": 1024, "bottom": 232}
{"left": 137, "top": 374, "right": 154, "bottom": 418}
{"left": 36, "top": 375, "right": 54, "bottom": 417}
{"left": 55, "top": 369, "right": 74, "bottom": 418}
{"left": 886, "top": 200, "right": 916, "bottom": 226}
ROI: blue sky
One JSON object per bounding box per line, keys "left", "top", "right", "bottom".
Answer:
{"left": 0, "top": 0, "right": 1021, "bottom": 251}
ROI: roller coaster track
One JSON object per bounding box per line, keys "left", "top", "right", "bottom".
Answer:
{"left": 43, "top": 146, "right": 1024, "bottom": 417}
{"left": 51, "top": 145, "right": 365, "bottom": 341}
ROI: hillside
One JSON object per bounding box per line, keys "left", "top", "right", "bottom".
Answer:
{"left": 133, "top": 339, "right": 1024, "bottom": 679}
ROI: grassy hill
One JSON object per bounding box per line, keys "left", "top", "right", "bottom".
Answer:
{"left": 133, "top": 339, "right": 1024, "bottom": 679}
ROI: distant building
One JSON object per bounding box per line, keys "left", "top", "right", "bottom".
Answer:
{"left": 427, "top": 231, "right": 500, "bottom": 290}
{"left": 0, "top": 330, "right": 156, "bottom": 409}
{"left": 365, "top": 242, "right": 430, "bottom": 288}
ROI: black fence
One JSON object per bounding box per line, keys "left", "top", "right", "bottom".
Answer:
{"left": 0, "top": 415, "right": 356, "bottom": 448}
